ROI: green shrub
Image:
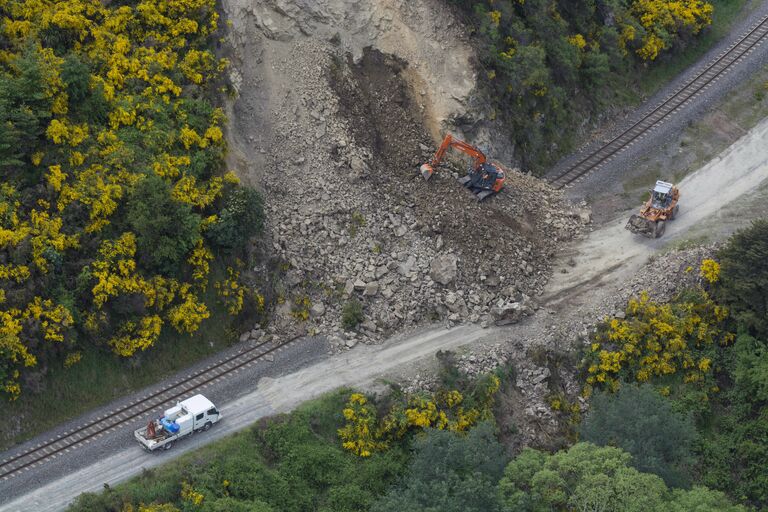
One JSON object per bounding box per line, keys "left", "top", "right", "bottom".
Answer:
{"left": 372, "top": 423, "right": 507, "bottom": 512}
{"left": 126, "top": 174, "right": 201, "bottom": 276}
{"left": 498, "top": 443, "right": 747, "bottom": 512}
{"left": 341, "top": 299, "right": 364, "bottom": 329}
{"left": 580, "top": 384, "right": 697, "bottom": 488}
{"left": 717, "top": 219, "right": 768, "bottom": 339}
{"left": 207, "top": 186, "right": 264, "bottom": 251}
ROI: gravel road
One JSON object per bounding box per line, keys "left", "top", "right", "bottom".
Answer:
{"left": 545, "top": 115, "right": 768, "bottom": 307}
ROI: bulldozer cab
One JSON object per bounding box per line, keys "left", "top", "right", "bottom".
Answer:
{"left": 650, "top": 180, "right": 674, "bottom": 209}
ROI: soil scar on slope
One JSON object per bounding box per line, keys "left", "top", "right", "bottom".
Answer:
{"left": 332, "top": 48, "right": 578, "bottom": 295}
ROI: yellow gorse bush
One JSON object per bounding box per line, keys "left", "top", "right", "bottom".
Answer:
{"left": 0, "top": 0, "right": 255, "bottom": 398}
{"left": 699, "top": 258, "right": 720, "bottom": 284}
{"left": 586, "top": 289, "right": 731, "bottom": 397}
{"left": 619, "top": 0, "right": 713, "bottom": 61}
{"left": 180, "top": 480, "right": 204, "bottom": 506}
{"left": 338, "top": 375, "right": 500, "bottom": 457}
{"left": 214, "top": 267, "right": 245, "bottom": 316}
{"left": 337, "top": 393, "right": 387, "bottom": 457}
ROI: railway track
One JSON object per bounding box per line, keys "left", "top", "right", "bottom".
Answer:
{"left": 548, "top": 13, "right": 768, "bottom": 189}
{"left": 0, "top": 334, "right": 301, "bottom": 482}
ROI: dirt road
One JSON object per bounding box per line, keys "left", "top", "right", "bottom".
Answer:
{"left": 545, "top": 115, "right": 768, "bottom": 309}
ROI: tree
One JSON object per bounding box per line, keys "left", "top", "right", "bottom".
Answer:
{"left": 0, "top": 49, "right": 50, "bottom": 174}
{"left": 126, "top": 175, "right": 201, "bottom": 276}
{"left": 60, "top": 54, "right": 91, "bottom": 106}
{"left": 668, "top": 486, "right": 748, "bottom": 512}
{"left": 498, "top": 443, "right": 747, "bottom": 512}
{"left": 580, "top": 384, "right": 697, "bottom": 487}
{"left": 372, "top": 422, "right": 507, "bottom": 512}
{"left": 499, "top": 443, "right": 667, "bottom": 512}
{"left": 206, "top": 186, "right": 263, "bottom": 251}
{"left": 717, "top": 219, "right": 768, "bottom": 338}
{"left": 731, "top": 334, "right": 768, "bottom": 403}
{"left": 696, "top": 332, "right": 768, "bottom": 507}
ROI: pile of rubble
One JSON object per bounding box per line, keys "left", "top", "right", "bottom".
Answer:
{"left": 244, "top": 45, "right": 587, "bottom": 349}
{"left": 223, "top": 0, "right": 588, "bottom": 347}
{"left": 431, "top": 245, "right": 720, "bottom": 377}
{"left": 392, "top": 245, "right": 717, "bottom": 449}
{"left": 609, "top": 244, "right": 718, "bottom": 308}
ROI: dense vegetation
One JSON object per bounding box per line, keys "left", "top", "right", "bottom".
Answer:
{"left": 0, "top": 0, "right": 264, "bottom": 401}
{"left": 449, "top": 0, "right": 717, "bottom": 171}
{"left": 580, "top": 220, "right": 768, "bottom": 508}
{"left": 69, "top": 391, "right": 745, "bottom": 512}
{"left": 69, "top": 222, "right": 767, "bottom": 511}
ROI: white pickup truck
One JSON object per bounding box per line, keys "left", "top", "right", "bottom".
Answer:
{"left": 134, "top": 394, "right": 221, "bottom": 451}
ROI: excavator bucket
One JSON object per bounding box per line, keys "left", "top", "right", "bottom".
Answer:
{"left": 420, "top": 163, "right": 434, "bottom": 180}
{"left": 626, "top": 214, "right": 664, "bottom": 238}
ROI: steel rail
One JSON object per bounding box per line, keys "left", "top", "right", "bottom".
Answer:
{"left": 548, "top": 14, "right": 768, "bottom": 189}
{"left": 0, "top": 334, "right": 301, "bottom": 481}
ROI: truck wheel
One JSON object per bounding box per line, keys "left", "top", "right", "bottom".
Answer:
{"left": 671, "top": 205, "right": 679, "bottom": 220}
{"left": 163, "top": 442, "right": 173, "bottom": 451}
{"left": 654, "top": 221, "right": 666, "bottom": 238}
{"left": 202, "top": 422, "right": 212, "bottom": 432}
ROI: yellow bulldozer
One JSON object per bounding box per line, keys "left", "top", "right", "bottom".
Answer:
{"left": 626, "top": 180, "right": 680, "bottom": 238}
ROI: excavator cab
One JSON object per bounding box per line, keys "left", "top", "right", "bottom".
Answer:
{"left": 459, "top": 162, "right": 505, "bottom": 201}
{"left": 420, "top": 134, "right": 506, "bottom": 201}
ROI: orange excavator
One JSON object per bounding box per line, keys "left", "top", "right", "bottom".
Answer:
{"left": 420, "top": 134, "right": 506, "bottom": 201}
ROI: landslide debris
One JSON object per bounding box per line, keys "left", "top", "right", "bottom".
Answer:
{"left": 221, "top": 0, "right": 588, "bottom": 348}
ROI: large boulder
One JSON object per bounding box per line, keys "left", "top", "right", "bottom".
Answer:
{"left": 430, "top": 254, "right": 458, "bottom": 285}
{"left": 490, "top": 301, "right": 523, "bottom": 326}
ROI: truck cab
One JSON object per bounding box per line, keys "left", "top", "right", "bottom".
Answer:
{"left": 165, "top": 394, "right": 220, "bottom": 433}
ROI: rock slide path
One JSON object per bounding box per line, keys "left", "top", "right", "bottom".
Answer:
{"left": 2, "top": 110, "right": 768, "bottom": 512}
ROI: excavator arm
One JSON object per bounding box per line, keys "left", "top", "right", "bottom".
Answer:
{"left": 421, "top": 134, "right": 487, "bottom": 180}
{"left": 419, "top": 133, "right": 506, "bottom": 201}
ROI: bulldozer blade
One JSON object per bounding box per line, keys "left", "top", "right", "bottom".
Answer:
{"left": 474, "top": 190, "right": 495, "bottom": 201}
{"left": 625, "top": 214, "right": 655, "bottom": 238}
{"left": 420, "top": 164, "right": 434, "bottom": 181}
